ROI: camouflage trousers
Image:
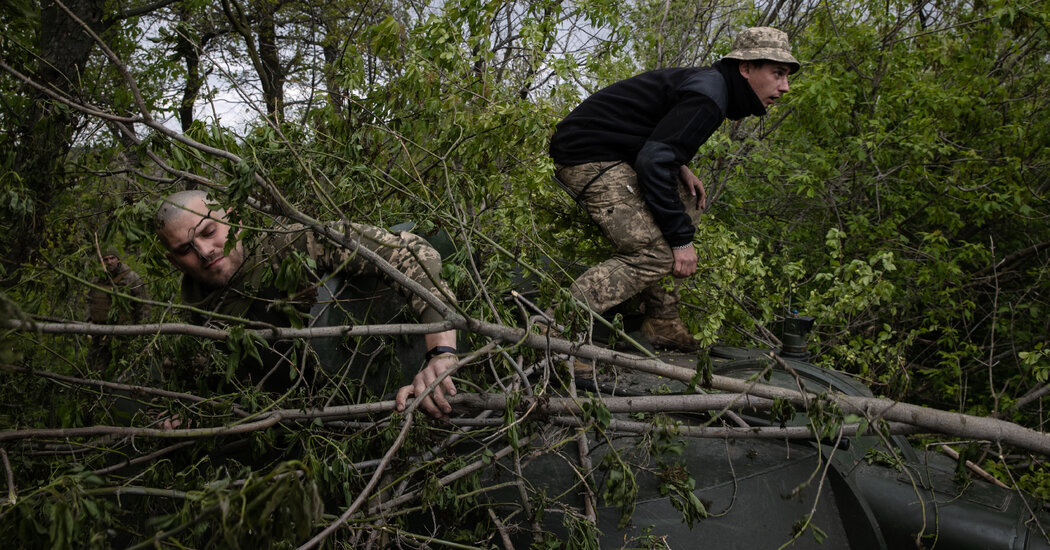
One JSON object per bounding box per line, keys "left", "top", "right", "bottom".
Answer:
{"left": 555, "top": 161, "right": 702, "bottom": 319}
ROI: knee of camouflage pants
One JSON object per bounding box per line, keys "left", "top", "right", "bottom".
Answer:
{"left": 557, "top": 161, "right": 705, "bottom": 317}
{"left": 556, "top": 162, "right": 675, "bottom": 313}
{"left": 558, "top": 162, "right": 669, "bottom": 258}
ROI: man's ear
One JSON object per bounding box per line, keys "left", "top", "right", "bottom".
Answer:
{"left": 738, "top": 60, "right": 753, "bottom": 79}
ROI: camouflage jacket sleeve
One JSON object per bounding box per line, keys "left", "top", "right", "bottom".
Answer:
{"left": 271, "top": 222, "right": 455, "bottom": 324}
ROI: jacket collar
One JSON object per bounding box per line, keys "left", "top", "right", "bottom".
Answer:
{"left": 714, "top": 59, "right": 766, "bottom": 120}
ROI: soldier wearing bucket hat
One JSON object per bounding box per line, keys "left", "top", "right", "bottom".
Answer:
{"left": 87, "top": 246, "right": 150, "bottom": 325}
{"left": 549, "top": 27, "right": 800, "bottom": 352}
{"left": 723, "top": 26, "right": 800, "bottom": 73}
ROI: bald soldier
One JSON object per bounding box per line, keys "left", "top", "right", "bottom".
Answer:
{"left": 549, "top": 27, "right": 799, "bottom": 351}
{"left": 155, "top": 190, "right": 458, "bottom": 418}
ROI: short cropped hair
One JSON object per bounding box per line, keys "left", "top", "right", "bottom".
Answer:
{"left": 155, "top": 190, "right": 213, "bottom": 248}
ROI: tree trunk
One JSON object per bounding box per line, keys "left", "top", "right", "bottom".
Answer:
{"left": 3, "top": 0, "right": 107, "bottom": 276}
{"left": 257, "top": 6, "right": 284, "bottom": 118}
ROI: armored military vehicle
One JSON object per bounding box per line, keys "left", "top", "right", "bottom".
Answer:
{"left": 307, "top": 229, "right": 1049, "bottom": 549}
{"left": 474, "top": 313, "right": 1050, "bottom": 549}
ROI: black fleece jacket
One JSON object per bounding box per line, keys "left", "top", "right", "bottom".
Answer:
{"left": 550, "top": 60, "right": 765, "bottom": 247}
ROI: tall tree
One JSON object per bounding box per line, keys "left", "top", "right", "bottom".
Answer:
{"left": 221, "top": 0, "right": 286, "bottom": 119}
{"left": 0, "top": 0, "right": 178, "bottom": 277}
{"left": 1, "top": 0, "right": 107, "bottom": 278}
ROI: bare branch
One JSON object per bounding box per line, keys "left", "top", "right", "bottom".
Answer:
{"left": 297, "top": 341, "right": 498, "bottom": 550}
{"left": 1, "top": 449, "right": 14, "bottom": 505}
{"left": 112, "top": 0, "right": 180, "bottom": 21}
{"left": 6, "top": 314, "right": 1050, "bottom": 455}
{"left": 3, "top": 319, "right": 455, "bottom": 340}
{"left": 0, "top": 363, "right": 249, "bottom": 417}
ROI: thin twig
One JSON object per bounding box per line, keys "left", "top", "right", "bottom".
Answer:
{"left": 91, "top": 441, "right": 195, "bottom": 476}
{"left": 1, "top": 449, "right": 14, "bottom": 505}
{"left": 488, "top": 508, "right": 516, "bottom": 550}
{"left": 940, "top": 444, "right": 1010, "bottom": 489}
{"left": 297, "top": 342, "right": 497, "bottom": 550}
{"left": 0, "top": 363, "right": 249, "bottom": 417}
{"left": 567, "top": 372, "right": 596, "bottom": 525}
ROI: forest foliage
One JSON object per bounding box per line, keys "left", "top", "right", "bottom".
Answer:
{"left": 1, "top": 0, "right": 1049, "bottom": 547}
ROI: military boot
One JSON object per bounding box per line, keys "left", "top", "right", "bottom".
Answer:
{"left": 641, "top": 317, "right": 702, "bottom": 352}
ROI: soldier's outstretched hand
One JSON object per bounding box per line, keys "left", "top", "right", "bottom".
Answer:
{"left": 396, "top": 353, "right": 458, "bottom": 419}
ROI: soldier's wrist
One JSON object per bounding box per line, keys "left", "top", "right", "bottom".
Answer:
{"left": 425, "top": 345, "right": 458, "bottom": 360}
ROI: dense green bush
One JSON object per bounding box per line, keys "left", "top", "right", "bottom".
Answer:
{"left": 2, "top": 0, "right": 1049, "bottom": 546}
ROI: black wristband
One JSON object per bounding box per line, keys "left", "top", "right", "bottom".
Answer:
{"left": 425, "top": 345, "right": 458, "bottom": 360}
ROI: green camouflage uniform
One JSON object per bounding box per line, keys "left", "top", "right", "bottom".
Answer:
{"left": 87, "top": 261, "right": 150, "bottom": 371}
{"left": 178, "top": 221, "right": 454, "bottom": 391}
{"left": 181, "top": 222, "right": 454, "bottom": 327}
{"left": 87, "top": 263, "right": 150, "bottom": 324}
{"left": 556, "top": 161, "right": 702, "bottom": 318}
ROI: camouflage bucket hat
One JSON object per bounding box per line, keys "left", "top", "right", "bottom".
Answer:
{"left": 723, "top": 27, "right": 800, "bottom": 74}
